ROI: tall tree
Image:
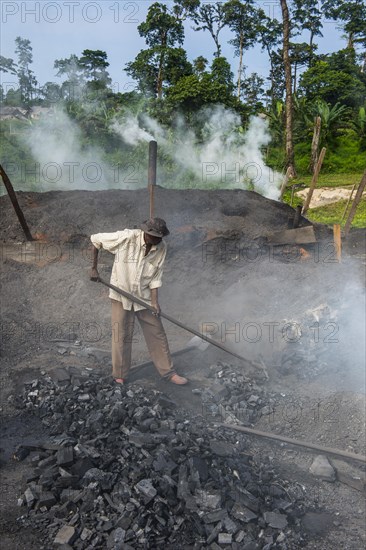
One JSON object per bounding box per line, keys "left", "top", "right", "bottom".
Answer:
{"left": 54, "top": 54, "right": 85, "bottom": 100}
{"left": 224, "top": 0, "right": 259, "bottom": 98}
{"left": 130, "top": 2, "right": 186, "bottom": 98}
{"left": 193, "top": 3, "right": 227, "bottom": 58}
{"left": 79, "top": 50, "right": 112, "bottom": 90}
{"left": 126, "top": 48, "right": 192, "bottom": 97}
{"left": 322, "top": 0, "right": 366, "bottom": 50}
{"left": 280, "top": 0, "right": 296, "bottom": 176}
{"left": 256, "top": 11, "right": 283, "bottom": 103}
{"left": 15, "top": 37, "right": 38, "bottom": 104}
{"left": 292, "top": 0, "right": 323, "bottom": 65}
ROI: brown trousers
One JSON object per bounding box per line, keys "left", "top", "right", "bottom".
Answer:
{"left": 111, "top": 299, "right": 175, "bottom": 380}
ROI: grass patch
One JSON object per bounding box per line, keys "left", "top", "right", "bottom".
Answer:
{"left": 305, "top": 198, "right": 366, "bottom": 228}
{"left": 290, "top": 172, "right": 364, "bottom": 188}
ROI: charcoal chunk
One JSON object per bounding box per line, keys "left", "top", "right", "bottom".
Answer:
{"left": 54, "top": 525, "right": 76, "bottom": 545}
{"left": 134, "top": 479, "right": 157, "bottom": 504}
{"left": 57, "top": 446, "right": 74, "bottom": 467}
{"left": 231, "top": 503, "right": 258, "bottom": 523}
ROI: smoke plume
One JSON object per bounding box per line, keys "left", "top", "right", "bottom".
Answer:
{"left": 17, "top": 103, "right": 283, "bottom": 197}
{"left": 112, "top": 106, "right": 283, "bottom": 199}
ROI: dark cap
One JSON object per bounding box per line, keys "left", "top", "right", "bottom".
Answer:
{"left": 140, "top": 217, "right": 170, "bottom": 237}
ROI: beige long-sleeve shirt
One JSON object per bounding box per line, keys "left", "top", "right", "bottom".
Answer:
{"left": 91, "top": 229, "right": 167, "bottom": 311}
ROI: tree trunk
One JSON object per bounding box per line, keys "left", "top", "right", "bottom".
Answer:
{"left": 237, "top": 32, "right": 243, "bottom": 98}
{"left": 280, "top": 0, "right": 296, "bottom": 177}
{"left": 344, "top": 171, "right": 366, "bottom": 235}
{"left": 310, "top": 116, "right": 321, "bottom": 173}
{"left": 214, "top": 35, "right": 221, "bottom": 58}
{"left": 309, "top": 31, "right": 314, "bottom": 66}
{"left": 266, "top": 47, "right": 275, "bottom": 105}
{"left": 347, "top": 32, "right": 354, "bottom": 50}
{"left": 157, "top": 45, "right": 166, "bottom": 99}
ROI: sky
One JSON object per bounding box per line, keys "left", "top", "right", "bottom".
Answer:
{"left": 1, "top": 1, "right": 345, "bottom": 95}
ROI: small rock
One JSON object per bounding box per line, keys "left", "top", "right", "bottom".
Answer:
{"left": 309, "top": 455, "right": 336, "bottom": 481}
{"left": 24, "top": 487, "right": 36, "bottom": 506}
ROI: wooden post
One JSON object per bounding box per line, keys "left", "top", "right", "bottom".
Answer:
{"left": 279, "top": 166, "right": 292, "bottom": 201}
{"left": 344, "top": 171, "right": 366, "bottom": 236}
{"left": 310, "top": 116, "right": 321, "bottom": 173}
{"left": 148, "top": 140, "right": 157, "bottom": 219}
{"left": 341, "top": 181, "right": 357, "bottom": 223}
{"left": 333, "top": 224, "right": 341, "bottom": 262}
{"left": 302, "top": 147, "right": 326, "bottom": 215}
{"left": 0, "top": 164, "right": 33, "bottom": 241}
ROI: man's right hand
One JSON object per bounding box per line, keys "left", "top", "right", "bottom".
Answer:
{"left": 90, "top": 268, "right": 100, "bottom": 282}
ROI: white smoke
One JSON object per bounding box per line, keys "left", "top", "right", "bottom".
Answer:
{"left": 111, "top": 114, "right": 154, "bottom": 146}
{"left": 113, "top": 106, "right": 283, "bottom": 199}
{"left": 22, "top": 109, "right": 114, "bottom": 191}
{"left": 20, "top": 104, "right": 283, "bottom": 197}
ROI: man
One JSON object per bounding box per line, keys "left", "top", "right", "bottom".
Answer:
{"left": 90, "top": 217, "right": 188, "bottom": 386}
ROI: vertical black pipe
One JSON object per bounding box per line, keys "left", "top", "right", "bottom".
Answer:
{"left": 0, "top": 164, "right": 33, "bottom": 241}
{"left": 148, "top": 140, "right": 157, "bottom": 219}
{"left": 293, "top": 205, "right": 302, "bottom": 228}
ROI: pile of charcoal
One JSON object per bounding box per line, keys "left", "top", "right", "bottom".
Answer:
{"left": 197, "top": 362, "right": 276, "bottom": 426}
{"left": 14, "top": 366, "right": 308, "bottom": 549}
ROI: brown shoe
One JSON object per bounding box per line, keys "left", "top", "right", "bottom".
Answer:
{"left": 169, "top": 374, "right": 188, "bottom": 385}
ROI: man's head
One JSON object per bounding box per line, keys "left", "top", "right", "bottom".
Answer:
{"left": 141, "top": 218, "right": 169, "bottom": 245}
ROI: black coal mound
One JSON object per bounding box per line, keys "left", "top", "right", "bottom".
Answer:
{"left": 15, "top": 367, "right": 308, "bottom": 549}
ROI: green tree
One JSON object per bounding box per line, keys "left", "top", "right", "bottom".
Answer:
{"left": 224, "top": 0, "right": 259, "bottom": 97}
{"left": 257, "top": 11, "right": 282, "bottom": 103}
{"left": 15, "top": 37, "right": 38, "bottom": 104}
{"left": 268, "top": 100, "right": 285, "bottom": 142}
{"left": 352, "top": 105, "right": 366, "bottom": 148}
{"left": 132, "top": 2, "right": 186, "bottom": 98}
{"left": 302, "top": 99, "right": 350, "bottom": 147}
{"left": 291, "top": 42, "right": 316, "bottom": 92}
{"left": 240, "top": 71, "right": 265, "bottom": 107}
{"left": 167, "top": 57, "right": 236, "bottom": 113}
{"left": 322, "top": 0, "right": 366, "bottom": 50}
{"left": 193, "top": 56, "right": 208, "bottom": 75}
{"left": 41, "top": 82, "right": 62, "bottom": 105}
{"left": 126, "top": 47, "right": 192, "bottom": 97}
{"left": 211, "top": 56, "right": 234, "bottom": 91}
{"left": 193, "top": 3, "right": 227, "bottom": 57}
{"left": 292, "top": 0, "right": 323, "bottom": 64}
{"left": 54, "top": 54, "right": 85, "bottom": 100}
{"left": 271, "top": 42, "right": 316, "bottom": 97}
{"left": 298, "top": 49, "right": 366, "bottom": 107}
{"left": 171, "top": 0, "right": 200, "bottom": 20}
{"left": 79, "top": 50, "right": 112, "bottom": 90}
{"left": 0, "top": 55, "right": 17, "bottom": 74}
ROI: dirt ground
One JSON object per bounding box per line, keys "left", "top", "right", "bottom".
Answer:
{"left": 0, "top": 188, "right": 365, "bottom": 549}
